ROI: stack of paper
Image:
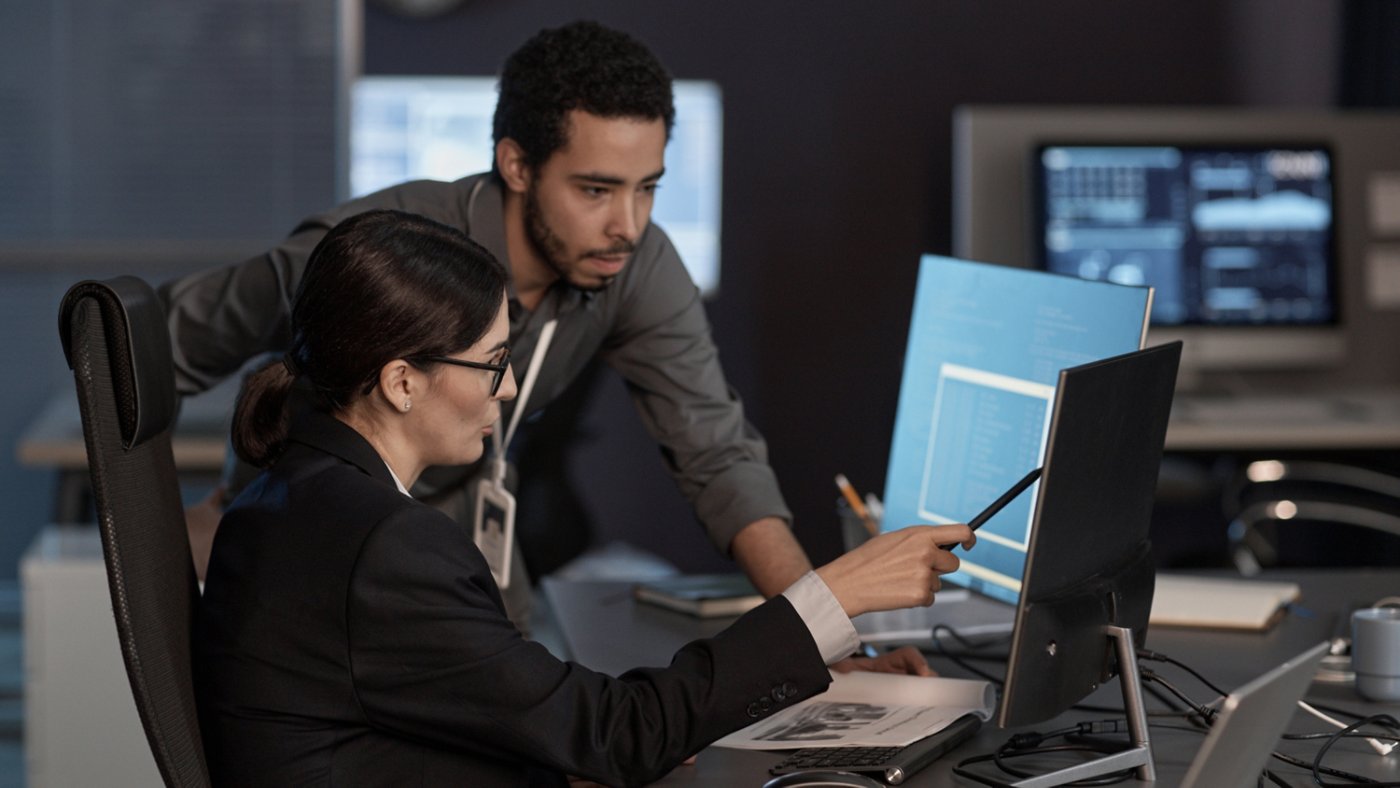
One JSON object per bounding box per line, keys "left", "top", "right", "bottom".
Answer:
{"left": 714, "top": 671, "right": 995, "bottom": 750}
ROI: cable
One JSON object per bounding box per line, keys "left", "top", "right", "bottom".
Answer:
{"left": 1309, "top": 715, "right": 1400, "bottom": 787}
{"left": 932, "top": 622, "right": 1012, "bottom": 652}
{"left": 952, "top": 720, "right": 1142, "bottom": 787}
{"left": 955, "top": 743, "right": 1139, "bottom": 787}
{"left": 1285, "top": 732, "right": 1400, "bottom": 744}
{"left": 1268, "top": 750, "right": 1378, "bottom": 785}
{"left": 1297, "top": 701, "right": 1399, "bottom": 756}
{"left": 1139, "top": 668, "right": 1220, "bottom": 727}
{"left": 930, "top": 624, "right": 1008, "bottom": 685}
{"left": 1138, "top": 647, "right": 1232, "bottom": 698}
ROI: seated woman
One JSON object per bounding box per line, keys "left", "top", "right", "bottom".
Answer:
{"left": 195, "top": 209, "right": 974, "bottom": 786}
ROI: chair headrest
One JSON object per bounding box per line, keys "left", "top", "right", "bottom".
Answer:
{"left": 59, "top": 276, "right": 178, "bottom": 450}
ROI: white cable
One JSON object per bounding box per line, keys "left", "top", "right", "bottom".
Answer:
{"left": 1298, "top": 700, "right": 1397, "bottom": 756}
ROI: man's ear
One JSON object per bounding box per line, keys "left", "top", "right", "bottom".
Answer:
{"left": 496, "top": 138, "right": 532, "bottom": 194}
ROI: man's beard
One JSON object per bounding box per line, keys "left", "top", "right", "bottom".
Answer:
{"left": 524, "top": 184, "right": 634, "bottom": 293}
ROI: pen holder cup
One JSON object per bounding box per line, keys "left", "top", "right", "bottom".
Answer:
{"left": 837, "top": 498, "right": 874, "bottom": 553}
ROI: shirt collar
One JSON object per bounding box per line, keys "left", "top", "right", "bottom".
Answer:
{"left": 384, "top": 463, "right": 412, "bottom": 496}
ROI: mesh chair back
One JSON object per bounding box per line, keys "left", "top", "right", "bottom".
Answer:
{"left": 59, "top": 277, "right": 211, "bottom": 787}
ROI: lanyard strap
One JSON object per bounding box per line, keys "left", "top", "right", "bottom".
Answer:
{"left": 490, "top": 318, "right": 557, "bottom": 484}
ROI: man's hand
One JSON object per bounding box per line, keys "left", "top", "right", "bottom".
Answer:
{"left": 187, "top": 485, "right": 224, "bottom": 582}
{"left": 831, "top": 645, "right": 935, "bottom": 677}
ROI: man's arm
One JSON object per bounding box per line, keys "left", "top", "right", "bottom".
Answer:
{"left": 599, "top": 228, "right": 795, "bottom": 556}
{"left": 730, "top": 516, "right": 813, "bottom": 597}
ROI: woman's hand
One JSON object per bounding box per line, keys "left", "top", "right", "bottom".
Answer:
{"left": 816, "top": 524, "right": 974, "bottom": 618}
{"left": 831, "top": 645, "right": 936, "bottom": 676}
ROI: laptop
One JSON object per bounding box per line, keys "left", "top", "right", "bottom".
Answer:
{"left": 1179, "top": 641, "right": 1329, "bottom": 788}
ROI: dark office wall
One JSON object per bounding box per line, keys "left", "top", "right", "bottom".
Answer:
{"left": 0, "top": 0, "right": 342, "bottom": 581}
{"left": 363, "top": 1, "right": 1318, "bottom": 570}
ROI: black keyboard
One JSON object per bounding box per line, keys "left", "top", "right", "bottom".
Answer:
{"left": 768, "top": 714, "right": 981, "bottom": 785}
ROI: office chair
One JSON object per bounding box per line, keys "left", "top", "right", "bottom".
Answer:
{"left": 59, "top": 276, "right": 211, "bottom": 787}
{"left": 1225, "top": 459, "right": 1400, "bottom": 576}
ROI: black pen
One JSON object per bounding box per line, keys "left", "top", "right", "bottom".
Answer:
{"left": 957, "top": 466, "right": 1044, "bottom": 549}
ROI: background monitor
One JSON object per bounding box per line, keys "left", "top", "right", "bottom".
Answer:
{"left": 350, "top": 76, "right": 724, "bottom": 294}
{"left": 1032, "top": 143, "right": 1342, "bottom": 379}
{"left": 948, "top": 107, "right": 1400, "bottom": 390}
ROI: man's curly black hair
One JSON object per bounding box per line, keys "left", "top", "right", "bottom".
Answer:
{"left": 493, "top": 21, "right": 675, "bottom": 173}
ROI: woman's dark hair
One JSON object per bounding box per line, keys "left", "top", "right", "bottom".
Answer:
{"left": 493, "top": 20, "right": 675, "bottom": 173}
{"left": 232, "top": 209, "right": 508, "bottom": 467}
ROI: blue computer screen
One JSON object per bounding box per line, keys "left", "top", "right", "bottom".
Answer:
{"left": 880, "top": 256, "right": 1151, "bottom": 605}
{"left": 1034, "top": 145, "right": 1336, "bottom": 327}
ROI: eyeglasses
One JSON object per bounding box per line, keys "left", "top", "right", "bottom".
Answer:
{"left": 420, "top": 346, "right": 512, "bottom": 396}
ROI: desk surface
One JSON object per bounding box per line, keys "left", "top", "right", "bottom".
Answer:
{"left": 542, "top": 570, "right": 1400, "bottom": 787}
{"left": 17, "top": 378, "right": 238, "bottom": 471}
{"left": 1166, "top": 388, "right": 1400, "bottom": 451}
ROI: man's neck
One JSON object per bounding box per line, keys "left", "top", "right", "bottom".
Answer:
{"left": 500, "top": 189, "right": 557, "bottom": 313}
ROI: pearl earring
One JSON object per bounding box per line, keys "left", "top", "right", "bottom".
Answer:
{"left": 402, "top": 399, "right": 411, "bottom": 412}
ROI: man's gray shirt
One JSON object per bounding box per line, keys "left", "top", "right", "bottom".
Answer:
{"left": 160, "top": 173, "right": 791, "bottom": 552}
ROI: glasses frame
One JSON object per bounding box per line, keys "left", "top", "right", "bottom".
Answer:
{"left": 419, "top": 346, "right": 511, "bottom": 396}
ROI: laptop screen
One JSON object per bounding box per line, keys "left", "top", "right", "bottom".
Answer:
{"left": 1180, "top": 642, "right": 1327, "bottom": 788}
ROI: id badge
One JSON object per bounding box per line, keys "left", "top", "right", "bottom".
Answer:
{"left": 473, "top": 478, "right": 516, "bottom": 589}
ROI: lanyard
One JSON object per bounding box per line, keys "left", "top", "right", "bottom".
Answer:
{"left": 489, "top": 318, "right": 557, "bottom": 484}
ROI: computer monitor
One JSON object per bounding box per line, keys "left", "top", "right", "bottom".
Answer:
{"left": 1031, "top": 143, "right": 1342, "bottom": 380}
{"left": 995, "top": 341, "right": 1181, "bottom": 785}
{"left": 879, "top": 256, "right": 1151, "bottom": 609}
{"left": 349, "top": 76, "right": 724, "bottom": 294}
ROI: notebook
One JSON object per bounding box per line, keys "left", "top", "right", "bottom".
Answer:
{"left": 1150, "top": 574, "right": 1302, "bottom": 631}
{"left": 1180, "top": 641, "right": 1328, "bottom": 788}
{"left": 633, "top": 574, "right": 763, "bottom": 618}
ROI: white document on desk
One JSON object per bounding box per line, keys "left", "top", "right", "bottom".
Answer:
{"left": 713, "top": 670, "right": 995, "bottom": 750}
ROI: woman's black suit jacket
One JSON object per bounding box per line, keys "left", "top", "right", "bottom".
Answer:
{"left": 194, "top": 411, "right": 831, "bottom": 786}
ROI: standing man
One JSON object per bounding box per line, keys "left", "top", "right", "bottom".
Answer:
{"left": 164, "top": 21, "right": 810, "bottom": 625}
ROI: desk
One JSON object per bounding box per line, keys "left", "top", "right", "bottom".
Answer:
{"left": 17, "top": 378, "right": 237, "bottom": 520}
{"left": 1166, "top": 388, "right": 1400, "bottom": 451}
{"left": 542, "top": 571, "right": 1400, "bottom": 787}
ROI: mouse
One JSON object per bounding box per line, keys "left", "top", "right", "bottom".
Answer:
{"left": 762, "top": 770, "right": 886, "bottom": 788}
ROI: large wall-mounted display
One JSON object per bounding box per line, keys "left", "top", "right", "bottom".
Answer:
{"left": 351, "top": 77, "right": 724, "bottom": 294}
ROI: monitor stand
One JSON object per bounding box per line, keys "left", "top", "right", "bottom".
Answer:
{"left": 1010, "top": 626, "right": 1155, "bottom": 788}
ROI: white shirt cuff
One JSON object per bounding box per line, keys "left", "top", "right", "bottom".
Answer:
{"left": 782, "top": 571, "right": 860, "bottom": 665}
